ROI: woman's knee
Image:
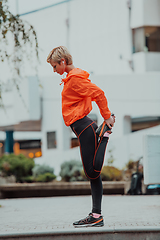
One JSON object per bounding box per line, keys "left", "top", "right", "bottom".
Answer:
{"left": 84, "top": 168, "right": 100, "bottom": 180}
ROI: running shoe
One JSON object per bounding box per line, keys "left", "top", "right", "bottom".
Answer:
{"left": 96, "top": 121, "right": 112, "bottom": 137}
{"left": 96, "top": 113, "right": 114, "bottom": 138}
{"left": 73, "top": 213, "right": 104, "bottom": 227}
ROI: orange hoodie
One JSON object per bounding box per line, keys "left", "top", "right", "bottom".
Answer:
{"left": 61, "top": 68, "right": 111, "bottom": 126}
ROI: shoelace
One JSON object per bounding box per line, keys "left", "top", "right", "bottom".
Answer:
{"left": 79, "top": 214, "right": 91, "bottom": 224}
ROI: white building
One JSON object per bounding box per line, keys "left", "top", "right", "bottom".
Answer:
{"left": 0, "top": 0, "right": 160, "bottom": 176}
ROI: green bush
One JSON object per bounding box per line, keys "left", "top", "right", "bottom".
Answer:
{"left": 32, "top": 164, "right": 55, "bottom": 178}
{"left": 60, "top": 160, "right": 85, "bottom": 182}
{"left": 125, "top": 160, "right": 134, "bottom": 170}
{"left": 101, "top": 166, "right": 123, "bottom": 181}
{"left": 0, "top": 154, "right": 35, "bottom": 182}
{"left": 35, "top": 172, "right": 56, "bottom": 182}
{"left": 21, "top": 175, "right": 35, "bottom": 183}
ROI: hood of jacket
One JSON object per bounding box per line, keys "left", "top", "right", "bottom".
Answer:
{"left": 61, "top": 68, "right": 90, "bottom": 85}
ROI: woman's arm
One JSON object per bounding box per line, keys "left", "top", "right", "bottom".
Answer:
{"left": 71, "top": 77, "right": 111, "bottom": 120}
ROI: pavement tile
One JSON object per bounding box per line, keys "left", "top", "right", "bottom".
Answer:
{"left": 0, "top": 195, "right": 160, "bottom": 236}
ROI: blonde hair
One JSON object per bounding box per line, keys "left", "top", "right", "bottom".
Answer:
{"left": 47, "top": 46, "right": 73, "bottom": 65}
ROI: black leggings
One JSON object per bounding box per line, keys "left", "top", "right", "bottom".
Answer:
{"left": 70, "top": 116, "right": 109, "bottom": 214}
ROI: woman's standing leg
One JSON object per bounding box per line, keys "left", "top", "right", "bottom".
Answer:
{"left": 71, "top": 117, "right": 109, "bottom": 227}
{"left": 90, "top": 176, "right": 103, "bottom": 214}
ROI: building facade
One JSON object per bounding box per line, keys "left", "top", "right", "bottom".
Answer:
{"left": 0, "top": 0, "right": 160, "bottom": 176}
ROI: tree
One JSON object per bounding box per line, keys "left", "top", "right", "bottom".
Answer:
{"left": 0, "top": 0, "right": 39, "bottom": 108}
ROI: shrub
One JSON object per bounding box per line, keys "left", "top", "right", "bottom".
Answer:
{"left": 60, "top": 160, "right": 84, "bottom": 182}
{"left": 125, "top": 160, "right": 134, "bottom": 170}
{"left": 32, "top": 164, "right": 55, "bottom": 178}
{"left": 101, "top": 166, "right": 123, "bottom": 181}
{"left": 0, "top": 154, "right": 35, "bottom": 182}
{"left": 21, "top": 175, "right": 35, "bottom": 183}
{"left": 35, "top": 172, "right": 56, "bottom": 182}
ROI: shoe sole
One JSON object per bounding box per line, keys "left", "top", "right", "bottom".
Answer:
{"left": 73, "top": 221, "right": 104, "bottom": 228}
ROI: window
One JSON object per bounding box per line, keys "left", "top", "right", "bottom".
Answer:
{"left": 0, "top": 142, "right": 4, "bottom": 157}
{"left": 47, "top": 131, "right": 57, "bottom": 149}
{"left": 132, "top": 27, "right": 160, "bottom": 53}
{"left": 145, "top": 27, "right": 160, "bottom": 52}
{"left": 70, "top": 128, "right": 79, "bottom": 148}
{"left": 131, "top": 116, "right": 160, "bottom": 132}
{"left": 71, "top": 137, "right": 79, "bottom": 148}
{"left": 13, "top": 140, "right": 42, "bottom": 158}
{"left": 19, "top": 140, "right": 41, "bottom": 149}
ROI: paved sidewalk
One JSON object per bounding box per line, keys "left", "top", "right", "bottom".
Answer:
{"left": 0, "top": 195, "right": 160, "bottom": 239}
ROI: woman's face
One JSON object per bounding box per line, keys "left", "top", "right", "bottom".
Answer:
{"left": 50, "top": 59, "right": 65, "bottom": 75}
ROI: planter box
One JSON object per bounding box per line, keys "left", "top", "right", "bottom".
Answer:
{"left": 0, "top": 181, "right": 126, "bottom": 199}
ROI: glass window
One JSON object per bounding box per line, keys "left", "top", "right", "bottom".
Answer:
{"left": 131, "top": 116, "right": 160, "bottom": 132}
{"left": 132, "top": 26, "right": 160, "bottom": 53}
{"left": 145, "top": 27, "right": 160, "bottom": 52}
{"left": 71, "top": 138, "right": 79, "bottom": 148}
{"left": 47, "top": 131, "right": 57, "bottom": 149}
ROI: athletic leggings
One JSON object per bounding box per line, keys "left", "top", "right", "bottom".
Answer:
{"left": 70, "top": 116, "right": 109, "bottom": 214}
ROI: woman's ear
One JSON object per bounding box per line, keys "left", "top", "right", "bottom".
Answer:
{"left": 61, "top": 58, "right": 65, "bottom": 65}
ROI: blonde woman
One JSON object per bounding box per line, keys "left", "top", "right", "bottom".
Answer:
{"left": 47, "top": 46, "right": 115, "bottom": 227}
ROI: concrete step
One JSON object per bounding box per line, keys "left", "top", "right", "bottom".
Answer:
{"left": 0, "top": 228, "right": 160, "bottom": 240}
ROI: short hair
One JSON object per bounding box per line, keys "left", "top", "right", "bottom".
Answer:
{"left": 47, "top": 46, "right": 73, "bottom": 65}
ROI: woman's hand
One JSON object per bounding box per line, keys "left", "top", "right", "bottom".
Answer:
{"left": 104, "top": 115, "right": 115, "bottom": 129}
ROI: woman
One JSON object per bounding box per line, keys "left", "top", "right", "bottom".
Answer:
{"left": 47, "top": 46, "right": 115, "bottom": 227}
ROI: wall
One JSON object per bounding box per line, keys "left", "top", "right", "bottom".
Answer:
{"left": 131, "top": 0, "right": 160, "bottom": 28}
{"left": 17, "top": 0, "right": 133, "bottom": 78}
{"left": 133, "top": 52, "right": 160, "bottom": 72}
{"left": 143, "top": 134, "right": 160, "bottom": 185}
{"left": 146, "top": 53, "right": 160, "bottom": 72}
{"left": 0, "top": 76, "right": 41, "bottom": 127}
{"left": 107, "top": 125, "right": 160, "bottom": 170}
{"left": 144, "top": 0, "right": 160, "bottom": 26}
{"left": 130, "top": 0, "right": 144, "bottom": 28}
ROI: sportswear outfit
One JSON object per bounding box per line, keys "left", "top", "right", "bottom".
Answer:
{"left": 61, "top": 68, "right": 111, "bottom": 226}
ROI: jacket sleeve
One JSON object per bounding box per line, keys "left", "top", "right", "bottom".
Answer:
{"left": 71, "top": 77, "right": 111, "bottom": 120}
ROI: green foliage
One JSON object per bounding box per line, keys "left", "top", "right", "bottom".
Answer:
{"left": 0, "top": 157, "right": 57, "bottom": 183}
{"left": 125, "top": 159, "right": 135, "bottom": 170}
{"left": 0, "top": 0, "right": 39, "bottom": 68}
{"left": 32, "top": 164, "right": 55, "bottom": 178}
{"left": 35, "top": 172, "right": 56, "bottom": 182}
{"left": 101, "top": 166, "right": 123, "bottom": 181}
{"left": 21, "top": 175, "right": 35, "bottom": 183}
{"left": 0, "top": 153, "right": 35, "bottom": 182}
{"left": 60, "top": 160, "right": 85, "bottom": 182}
